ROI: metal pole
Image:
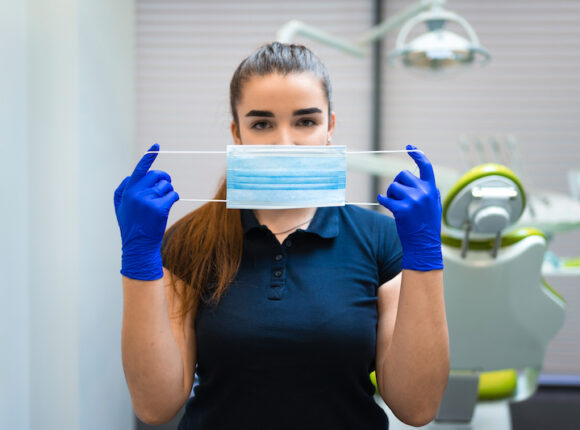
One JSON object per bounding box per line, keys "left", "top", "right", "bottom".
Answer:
{"left": 371, "top": 0, "right": 384, "bottom": 206}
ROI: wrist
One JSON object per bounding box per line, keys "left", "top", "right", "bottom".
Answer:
{"left": 121, "top": 249, "right": 164, "bottom": 281}
{"left": 401, "top": 242, "right": 443, "bottom": 272}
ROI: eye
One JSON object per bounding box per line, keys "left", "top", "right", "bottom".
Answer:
{"left": 251, "top": 120, "right": 272, "bottom": 130}
{"left": 296, "top": 118, "right": 317, "bottom": 127}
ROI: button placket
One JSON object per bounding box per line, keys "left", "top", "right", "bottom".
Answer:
{"left": 268, "top": 246, "right": 287, "bottom": 301}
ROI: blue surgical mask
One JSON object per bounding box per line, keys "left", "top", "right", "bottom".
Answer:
{"left": 226, "top": 145, "right": 346, "bottom": 209}
{"left": 146, "top": 146, "right": 421, "bottom": 208}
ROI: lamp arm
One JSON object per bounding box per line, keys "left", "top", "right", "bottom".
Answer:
{"left": 445, "top": 11, "right": 481, "bottom": 45}
{"left": 276, "top": 19, "right": 365, "bottom": 57}
{"left": 449, "top": 14, "right": 491, "bottom": 62}
{"left": 355, "top": 0, "right": 441, "bottom": 46}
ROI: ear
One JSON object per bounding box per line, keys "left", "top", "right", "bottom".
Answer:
{"left": 230, "top": 121, "right": 242, "bottom": 145}
{"left": 326, "top": 111, "right": 336, "bottom": 145}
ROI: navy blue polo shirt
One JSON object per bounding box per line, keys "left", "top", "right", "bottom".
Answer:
{"left": 178, "top": 205, "right": 402, "bottom": 430}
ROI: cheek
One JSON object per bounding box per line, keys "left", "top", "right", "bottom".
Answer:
{"left": 302, "top": 126, "right": 329, "bottom": 145}
{"left": 237, "top": 128, "right": 267, "bottom": 145}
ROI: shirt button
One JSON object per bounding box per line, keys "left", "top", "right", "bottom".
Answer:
{"left": 274, "top": 254, "right": 283, "bottom": 261}
{"left": 274, "top": 270, "right": 282, "bottom": 278}
{"left": 285, "top": 239, "right": 292, "bottom": 248}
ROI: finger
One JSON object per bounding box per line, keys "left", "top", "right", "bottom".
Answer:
{"left": 386, "top": 181, "right": 412, "bottom": 200}
{"left": 406, "top": 144, "right": 435, "bottom": 184}
{"left": 159, "top": 190, "right": 180, "bottom": 209}
{"left": 140, "top": 170, "right": 172, "bottom": 188}
{"left": 130, "top": 143, "right": 160, "bottom": 182}
{"left": 393, "top": 169, "right": 420, "bottom": 187}
{"left": 153, "top": 179, "right": 173, "bottom": 197}
{"left": 114, "top": 176, "right": 131, "bottom": 208}
{"left": 377, "top": 194, "right": 403, "bottom": 214}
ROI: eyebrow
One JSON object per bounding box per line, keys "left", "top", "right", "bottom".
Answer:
{"left": 245, "top": 110, "right": 274, "bottom": 118}
{"left": 244, "top": 107, "right": 323, "bottom": 118}
{"left": 293, "top": 107, "right": 322, "bottom": 116}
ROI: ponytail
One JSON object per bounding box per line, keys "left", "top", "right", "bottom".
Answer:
{"left": 162, "top": 178, "right": 243, "bottom": 320}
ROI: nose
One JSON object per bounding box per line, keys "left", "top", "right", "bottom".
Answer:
{"left": 277, "top": 127, "right": 296, "bottom": 146}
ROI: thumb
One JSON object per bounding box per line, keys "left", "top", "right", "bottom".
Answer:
{"left": 406, "top": 144, "right": 436, "bottom": 184}
{"left": 377, "top": 194, "right": 399, "bottom": 214}
{"left": 129, "top": 143, "right": 160, "bottom": 183}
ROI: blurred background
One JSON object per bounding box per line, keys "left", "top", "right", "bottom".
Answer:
{"left": 2, "top": 0, "right": 579, "bottom": 429}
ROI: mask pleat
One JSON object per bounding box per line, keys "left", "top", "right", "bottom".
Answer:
{"left": 226, "top": 145, "right": 347, "bottom": 209}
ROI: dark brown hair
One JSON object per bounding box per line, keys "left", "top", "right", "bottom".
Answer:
{"left": 162, "top": 42, "right": 332, "bottom": 320}
{"left": 230, "top": 41, "right": 333, "bottom": 126}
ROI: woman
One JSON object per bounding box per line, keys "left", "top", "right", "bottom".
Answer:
{"left": 114, "top": 42, "right": 449, "bottom": 429}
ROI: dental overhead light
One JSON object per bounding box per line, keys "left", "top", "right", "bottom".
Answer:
{"left": 387, "top": 6, "right": 490, "bottom": 71}
{"left": 277, "top": 0, "right": 490, "bottom": 73}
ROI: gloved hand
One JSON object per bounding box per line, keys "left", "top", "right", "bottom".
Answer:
{"left": 377, "top": 145, "right": 443, "bottom": 271}
{"left": 114, "top": 143, "right": 179, "bottom": 280}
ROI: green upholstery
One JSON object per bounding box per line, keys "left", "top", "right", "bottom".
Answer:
{"left": 371, "top": 369, "right": 519, "bottom": 400}
{"left": 370, "top": 370, "right": 378, "bottom": 394}
{"left": 542, "top": 279, "right": 565, "bottom": 304}
{"left": 563, "top": 257, "right": 580, "bottom": 267}
{"left": 441, "top": 227, "right": 545, "bottom": 251}
{"left": 478, "top": 369, "right": 517, "bottom": 400}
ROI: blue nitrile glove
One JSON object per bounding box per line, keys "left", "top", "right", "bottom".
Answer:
{"left": 114, "top": 143, "right": 179, "bottom": 280}
{"left": 377, "top": 145, "right": 443, "bottom": 271}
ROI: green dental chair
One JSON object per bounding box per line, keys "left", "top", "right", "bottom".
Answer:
{"left": 432, "top": 163, "right": 567, "bottom": 429}
{"left": 374, "top": 163, "right": 566, "bottom": 429}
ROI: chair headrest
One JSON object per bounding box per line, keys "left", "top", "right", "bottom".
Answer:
{"left": 442, "top": 163, "right": 526, "bottom": 235}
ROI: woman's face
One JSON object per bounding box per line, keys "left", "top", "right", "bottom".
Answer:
{"left": 231, "top": 72, "right": 335, "bottom": 146}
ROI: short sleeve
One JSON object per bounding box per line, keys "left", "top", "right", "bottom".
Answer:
{"left": 376, "top": 215, "right": 403, "bottom": 285}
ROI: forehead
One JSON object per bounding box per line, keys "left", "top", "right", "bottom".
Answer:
{"left": 237, "top": 73, "right": 327, "bottom": 113}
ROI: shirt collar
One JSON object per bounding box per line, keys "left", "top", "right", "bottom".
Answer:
{"left": 240, "top": 209, "right": 262, "bottom": 234}
{"left": 240, "top": 206, "right": 339, "bottom": 239}
{"left": 305, "top": 206, "right": 339, "bottom": 238}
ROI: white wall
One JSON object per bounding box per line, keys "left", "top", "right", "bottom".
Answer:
{"left": 28, "top": 2, "right": 81, "bottom": 426}
{"left": 1, "top": 3, "right": 30, "bottom": 429}
{"left": 1, "top": 1, "right": 135, "bottom": 428}
{"left": 76, "top": 0, "right": 135, "bottom": 426}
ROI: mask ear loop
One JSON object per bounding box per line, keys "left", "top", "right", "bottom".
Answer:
{"left": 344, "top": 148, "right": 424, "bottom": 205}
{"left": 145, "top": 148, "right": 424, "bottom": 206}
